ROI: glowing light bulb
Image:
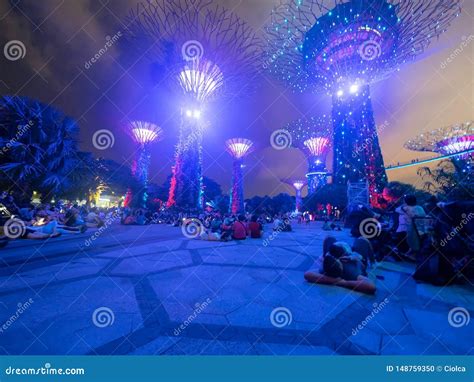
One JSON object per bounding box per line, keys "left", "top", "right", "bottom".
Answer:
{"left": 350, "top": 84, "right": 359, "bottom": 93}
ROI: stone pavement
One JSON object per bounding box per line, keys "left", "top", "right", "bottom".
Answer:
{"left": 0, "top": 222, "right": 472, "bottom": 355}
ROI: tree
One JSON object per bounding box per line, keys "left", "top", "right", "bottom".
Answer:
{"left": 303, "top": 183, "right": 348, "bottom": 211}
{"left": 418, "top": 159, "right": 473, "bottom": 201}
{"left": 0, "top": 96, "right": 79, "bottom": 202}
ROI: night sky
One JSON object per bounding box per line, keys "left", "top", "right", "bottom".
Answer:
{"left": 1, "top": 0, "right": 472, "bottom": 198}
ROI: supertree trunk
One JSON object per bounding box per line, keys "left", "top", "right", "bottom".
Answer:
{"left": 295, "top": 189, "right": 302, "bottom": 212}
{"left": 332, "top": 85, "right": 387, "bottom": 200}
{"left": 131, "top": 145, "right": 151, "bottom": 209}
{"left": 229, "top": 159, "right": 244, "bottom": 214}
{"left": 307, "top": 155, "right": 328, "bottom": 194}
{"left": 167, "top": 117, "right": 203, "bottom": 210}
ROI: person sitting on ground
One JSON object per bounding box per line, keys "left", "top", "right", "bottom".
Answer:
{"left": 248, "top": 215, "right": 263, "bottom": 238}
{"left": 85, "top": 208, "right": 104, "bottom": 228}
{"left": 272, "top": 215, "right": 282, "bottom": 231}
{"left": 322, "top": 219, "right": 332, "bottom": 231}
{"left": 231, "top": 215, "right": 248, "bottom": 240}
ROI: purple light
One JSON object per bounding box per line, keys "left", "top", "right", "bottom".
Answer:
{"left": 226, "top": 138, "right": 254, "bottom": 159}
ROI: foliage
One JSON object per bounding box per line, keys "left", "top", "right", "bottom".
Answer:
{"left": 0, "top": 96, "right": 79, "bottom": 202}
{"left": 417, "top": 159, "right": 473, "bottom": 201}
{"left": 303, "top": 183, "right": 348, "bottom": 211}
{"left": 245, "top": 193, "right": 294, "bottom": 215}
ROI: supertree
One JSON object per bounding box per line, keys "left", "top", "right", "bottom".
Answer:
{"left": 405, "top": 120, "right": 473, "bottom": 176}
{"left": 125, "top": 121, "right": 164, "bottom": 208}
{"left": 126, "top": 0, "right": 261, "bottom": 210}
{"left": 282, "top": 179, "right": 307, "bottom": 212}
{"left": 284, "top": 116, "right": 332, "bottom": 193}
{"left": 265, "top": 0, "right": 461, "bottom": 201}
{"left": 225, "top": 138, "right": 254, "bottom": 214}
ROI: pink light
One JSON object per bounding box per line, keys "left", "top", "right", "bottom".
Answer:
{"left": 129, "top": 121, "right": 163, "bottom": 144}
{"left": 225, "top": 138, "right": 253, "bottom": 159}
{"left": 303, "top": 137, "right": 330, "bottom": 156}
{"left": 437, "top": 136, "right": 474, "bottom": 155}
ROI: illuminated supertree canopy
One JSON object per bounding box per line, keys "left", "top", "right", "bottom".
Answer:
{"left": 265, "top": 0, "right": 461, "bottom": 202}
{"left": 405, "top": 121, "right": 473, "bottom": 188}
{"left": 284, "top": 116, "right": 332, "bottom": 194}
{"left": 265, "top": 0, "right": 461, "bottom": 94}
{"left": 126, "top": 0, "right": 261, "bottom": 103}
{"left": 226, "top": 138, "right": 254, "bottom": 214}
{"left": 282, "top": 178, "right": 307, "bottom": 212}
{"left": 126, "top": 0, "right": 261, "bottom": 210}
{"left": 125, "top": 121, "right": 163, "bottom": 208}
{"left": 129, "top": 121, "right": 164, "bottom": 145}
{"left": 405, "top": 121, "right": 474, "bottom": 156}
{"left": 226, "top": 138, "right": 254, "bottom": 160}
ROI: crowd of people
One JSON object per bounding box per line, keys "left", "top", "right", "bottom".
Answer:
{"left": 1, "top": 191, "right": 472, "bottom": 293}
